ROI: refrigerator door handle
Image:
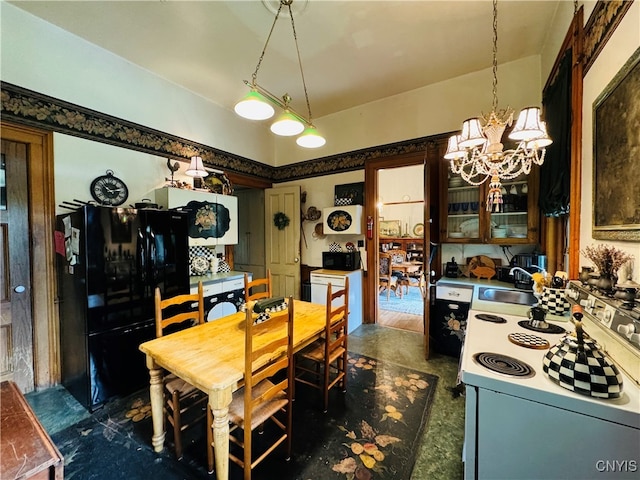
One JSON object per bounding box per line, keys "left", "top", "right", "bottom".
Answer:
{"left": 148, "top": 227, "right": 157, "bottom": 289}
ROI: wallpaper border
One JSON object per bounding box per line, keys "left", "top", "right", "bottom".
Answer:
{"left": 1, "top": 81, "right": 431, "bottom": 183}
{"left": 583, "top": 0, "right": 635, "bottom": 76}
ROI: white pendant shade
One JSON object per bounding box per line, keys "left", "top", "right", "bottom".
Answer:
{"left": 444, "top": 135, "right": 466, "bottom": 160}
{"left": 234, "top": 90, "right": 275, "bottom": 120}
{"left": 459, "top": 118, "right": 487, "bottom": 148}
{"left": 185, "top": 156, "right": 208, "bottom": 177}
{"left": 296, "top": 126, "right": 326, "bottom": 148}
{"left": 509, "top": 107, "right": 545, "bottom": 141}
{"left": 270, "top": 110, "right": 304, "bottom": 136}
{"left": 525, "top": 122, "right": 552, "bottom": 149}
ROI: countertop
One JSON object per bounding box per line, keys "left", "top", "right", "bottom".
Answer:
{"left": 436, "top": 276, "right": 519, "bottom": 290}
{"left": 435, "top": 276, "right": 571, "bottom": 322}
{"left": 310, "top": 268, "right": 364, "bottom": 276}
{"left": 189, "top": 270, "right": 246, "bottom": 287}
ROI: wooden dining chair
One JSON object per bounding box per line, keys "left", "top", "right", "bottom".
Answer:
{"left": 244, "top": 270, "right": 272, "bottom": 302}
{"left": 379, "top": 252, "right": 399, "bottom": 300}
{"left": 210, "top": 296, "right": 294, "bottom": 480}
{"left": 154, "top": 281, "right": 208, "bottom": 460}
{"left": 294, "top": 278, "right": 349, "bottom": 412}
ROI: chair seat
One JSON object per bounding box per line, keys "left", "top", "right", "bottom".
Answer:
{"left": 299, "top": 340, "right": 346, "bottom": 364}
{"left": 164, "top": 373, "right": 200, "bottom": 397}
{"left": 229, "top": 379, "right": 288, "bottom": 431}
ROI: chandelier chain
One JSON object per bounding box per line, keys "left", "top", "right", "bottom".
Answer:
{"left": 492, "top": 0, "right": 499, "bottom": 113}
{"left": 287, "top": 1, "right": 313, "bottom": 124}
{"left": 250, "top": 0, "right": 285, "bottom": 83}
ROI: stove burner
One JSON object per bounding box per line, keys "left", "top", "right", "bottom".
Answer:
{"left": 475, "top": 313, "right": 507, "bottom": 323}
{"left": 518, "top": 320, "right": 565, "bottom": 334}
{"left": 473, "top": 352, "right": 535, "bottom": 378}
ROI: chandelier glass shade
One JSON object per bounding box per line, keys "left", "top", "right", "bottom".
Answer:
{"left": 444, "top": 0, "right": 551, "bottom": 211}
{"left": 234, "top": 0, "right": 325, "bottom": 148}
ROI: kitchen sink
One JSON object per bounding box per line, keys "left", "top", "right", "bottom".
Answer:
{"left": 477, "top": 287, "right": 537, "bottom": 306}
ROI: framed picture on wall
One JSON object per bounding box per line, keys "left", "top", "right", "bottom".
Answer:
{"left": 592, "top": 46, "right": 640, "bottom": 241}
{"left": 379, "top": 220, "right": 401, "bottom": 237}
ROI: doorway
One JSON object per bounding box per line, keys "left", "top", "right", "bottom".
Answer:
{"left": 377, "top": 165, "right": 425, "bottom": 333}
{"left": 363, "top": 138, "right": 445, "bottom": 360}
{"left": 0, "top": 122, "right": 57, "bottom": 392}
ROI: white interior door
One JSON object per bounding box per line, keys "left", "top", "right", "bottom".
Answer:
{"left": 264, "top": 185, "right": 301, "bottom": 298}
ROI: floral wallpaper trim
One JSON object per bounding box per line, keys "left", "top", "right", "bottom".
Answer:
{"left": 1, "top": 82, "right": 435, "bottom": 184}
{"left": 1, "top": 82, "right": 274, "bottom": 180}
{"left": 583, "top": 0, "right": 634, "bottom": 76}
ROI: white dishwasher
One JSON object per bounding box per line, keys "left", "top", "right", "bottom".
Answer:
{"left": 310, "top": 269, "right": 363, "bottom": 333}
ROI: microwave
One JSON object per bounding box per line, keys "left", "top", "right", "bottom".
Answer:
{"left": 322, "top": 205, "right": 363, "bottom": 235}
{"left": 322, "top": 251, "right": 361, "bottom": 271}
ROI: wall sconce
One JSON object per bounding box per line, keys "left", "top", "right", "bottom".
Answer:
{"left": 185, "top": 156, "right": 208, "bottom": 189}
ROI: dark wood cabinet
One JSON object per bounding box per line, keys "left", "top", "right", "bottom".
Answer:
{"left": 439, "top": 167, "right": 539, "bottom": 244}
{"left": 379, "top": 238, "right": 424, "bottom": 262}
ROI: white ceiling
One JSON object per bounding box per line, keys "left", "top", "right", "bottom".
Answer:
{"left": 11, "top": 0, "right": 564, "bottom": 119}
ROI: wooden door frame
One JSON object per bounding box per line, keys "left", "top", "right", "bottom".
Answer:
{"left": 364, "top": 141, "right": 443, "bottom": 359}
{"left": 1, "top": 121, "right": 58, "bottom": 389}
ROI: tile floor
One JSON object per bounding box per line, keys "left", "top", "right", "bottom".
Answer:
{"left": 26, "top": 324, "right": 465, "bottom": 479}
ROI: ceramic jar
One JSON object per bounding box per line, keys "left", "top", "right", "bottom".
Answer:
{"left": 539, "top": 287, "right": 570, "bottom": 316}
{"left": 579, "top": 266, "right": 593, "bottom": 285}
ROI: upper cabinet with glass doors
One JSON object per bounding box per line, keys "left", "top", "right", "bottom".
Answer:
{"left": 440, "top": 167, "right": 539, "bottom": 244}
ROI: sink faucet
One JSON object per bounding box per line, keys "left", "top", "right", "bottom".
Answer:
{"left": 509, "top": 266, "right": 533, "bottom": 278}
{"left": 530, "top": 264, "right": 546, "bottom": 275}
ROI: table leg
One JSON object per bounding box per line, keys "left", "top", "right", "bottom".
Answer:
{"left": 209, "top": 387, "right": 233, "bottom": 480}
{"left": 146, "top": 356, "right": 165, "bottom": 453}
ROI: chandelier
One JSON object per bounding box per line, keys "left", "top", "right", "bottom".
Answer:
{"left": 234, "top": 0, "right": 325, "bottom": 148}
{"left": 444, "top": 0, "right": 551, "bottom": 211}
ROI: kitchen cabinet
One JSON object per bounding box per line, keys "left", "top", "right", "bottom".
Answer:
{"left": 190, "top": 273, "right": 246, "bottom": 322}
{"left": 155, "top": 187, "right": 238, "bottom": 245}
{"left": 310, "top": 269, "right": 363, "bottom": 333}
{"left": 439, "top": 168, "right": 539, "bottom": 244}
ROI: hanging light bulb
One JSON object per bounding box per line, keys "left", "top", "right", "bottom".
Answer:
{"left": 296, "top": 125, "right": 326, "bottom": 148}
{"left": 234, "top": 88, "right": 275, "bottom": 120}
{"left": 271, "top": 109, "right": 304, "bottom": 136}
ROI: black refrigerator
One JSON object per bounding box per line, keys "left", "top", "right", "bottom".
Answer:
{"left": 56, "top": 205, "right": 190, "bottom": 411}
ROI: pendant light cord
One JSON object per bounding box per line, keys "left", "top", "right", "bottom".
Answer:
{"left": 286, "top": 1, "right": 314, "bottom": 124}
{"left": 250, "top": 0, "right": 285, "bottom": 84}
{"left": 491, "top": 0, "right": 499, "bottom": 113}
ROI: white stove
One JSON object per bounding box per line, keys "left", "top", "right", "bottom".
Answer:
{"left": 460, "top": 293, "right": 640, "bottom": 479}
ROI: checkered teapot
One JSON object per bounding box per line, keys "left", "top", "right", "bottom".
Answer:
{"left": 542, "top": 305, "right": 623, "bottom": 399}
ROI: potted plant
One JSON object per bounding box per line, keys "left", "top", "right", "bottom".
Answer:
{"left": 581, "top": 244, "right": 633, "bottom": 295}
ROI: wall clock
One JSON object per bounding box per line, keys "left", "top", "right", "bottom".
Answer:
{"left": 90, "top": 170, "right": 129, "bottom": 206}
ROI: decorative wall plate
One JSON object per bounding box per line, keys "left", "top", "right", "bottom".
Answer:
{"left": 326, "top": 210, "right": 352, "bottom": 232}
{"left": 203, "top": 171, "right": 233, "bottom": 195}
{"left": 190, "top": 255, "right": 210, "bottom": 275}
{"left": 413, "top": 223, "right": 424, "bottom": 236}
{"left": 186, "top": 200, "right": 231, "bottom": 239}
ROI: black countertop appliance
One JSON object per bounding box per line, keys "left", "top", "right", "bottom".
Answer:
{"left": 511, "top": 253, "right": 547, "bottom": 289}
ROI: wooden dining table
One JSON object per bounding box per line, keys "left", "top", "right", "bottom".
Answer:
{"left": 391, "top": 262, "right": 423, "bottom": 296}
{"left": 139, "top": 299, "right": 327, "bottom": 480}
{"left": 391, "top": 261, "right": 422, "bottom": 275}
